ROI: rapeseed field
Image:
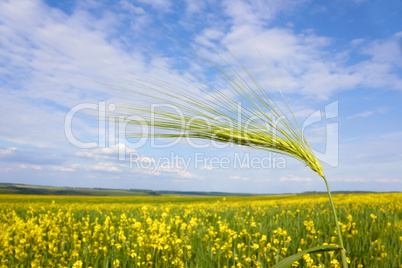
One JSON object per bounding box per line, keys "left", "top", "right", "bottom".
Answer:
{"left": 0, "top": 193, "right": 401, "bottom": 267}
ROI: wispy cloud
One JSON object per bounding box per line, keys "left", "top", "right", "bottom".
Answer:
{"left": 210, "top": 27, "right": 402, "bottom": 99}
{"left": 75, "top": 143, "right": 136, "bottom": 161}
{"left": 375, "top": 178, "right": 402, "bottom": 183}
{"left": 229, "top": 175, "right": 250, "bottom": 181}
{"left": 0, "top": 146, "right": 66, "bottom": 166}
{"left": 221, "top": 0, "right": 309, "bottom": 26}
{"left": 280, "top": 175, "right": 312, "bottom": 182}
{"left": 347, "top": 111, "right": 374, "bottom": 119}
{"left": 346, "top": 106, "right": 390, "bottom": 120}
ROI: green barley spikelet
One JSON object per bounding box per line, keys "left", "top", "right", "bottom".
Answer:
{"left": 111, "top": 30, "right": 347, "bottom": 267}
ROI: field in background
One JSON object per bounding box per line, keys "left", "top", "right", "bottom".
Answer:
{"left": 0, "top": 183, "right": 258, "bottom": 196}
{"left": 0, "top": 193, "right": 401, "bottom": 267}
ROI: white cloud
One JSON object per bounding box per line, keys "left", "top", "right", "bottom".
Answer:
{"left": 183, "top": 0, "right": 205, "bottom": 15}
{"left": 71, "top": 162, "right": 123, "bottom": 172}
{"left": 280, "top": 175, "right": 312, "bottom": 182}
{"left": 221, "top": 0, "right": 309, "bottom": 26}
{"left": 351, "top": 32, "right": 402, "bottom": 91}
{"left": 343, "top": 177, "right": 367, "bottom": 183}
{"left": 0, "top": 0, "right": 148, "bottom": 147}
{"left": 137, "top": 0, "right": 171, "bottom": 11}
{"left": 229, "top": 175, "right": 250, "bottom": 181}
{"left": 50, "top": 166, "right": 75, "bottom": 172}
{"left": 75, "top": 143, "right": 136, "bottom": 160}
{"left": 201, "top": 164, "right": 214, "bottom": 170}
{"left": 0, "top": 147, "right": 17, "bottom": 155}
{"left": 193, "top": 25, "right": 402, "bottom": 100}
{"left": 347, "top": 111, "right": 374, "bottom": 119}
{"left": 18, "top": 164, "right": 42, "bottom": 170}
{"left": 91, "top": 162, "right": 122, "bottom": 172}
{"left": 194, "top": 25, "right": 358, "bottom": 99}
{"left": 381, "top": 131, "right": 402, "bottom": 140}
{"left": 362, "top": 33, "right": 402, "bottom": 67}
{"left": 120, "top": 0, "right": 146, "bottom": 14}
{"left": 350, "top": 38, "right": 365, "bottom": 47}
{"left": 176, "top": 171, "right": 204, "bottom": 180}
{"left": 346, "top": 106, "right": 388, "bottom": 120}
{"left": 375, "top": 178, "right": 402, "bottom": 183}
{"left": 149, "top": 164, "right": 204, "bottom": 180}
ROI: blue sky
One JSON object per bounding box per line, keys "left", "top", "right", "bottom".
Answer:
{"left": 0, "top": 0, "right": 401, "bottom": 193}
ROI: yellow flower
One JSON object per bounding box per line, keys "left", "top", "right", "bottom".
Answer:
{"left": 72, "top": 261, "right": 83, "bottom": 268}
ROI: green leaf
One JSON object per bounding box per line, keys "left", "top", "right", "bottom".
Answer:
{"left": 272, "top": 245, "right": 343, "bottom": 268}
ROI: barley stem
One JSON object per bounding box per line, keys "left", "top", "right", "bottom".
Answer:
{"left": 322, "top": 176, "right": 348, "bottom": 268}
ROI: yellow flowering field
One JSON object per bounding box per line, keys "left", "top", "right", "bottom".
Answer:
{"left": 0, "top": 193, "right": 401, "bottom": 267}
